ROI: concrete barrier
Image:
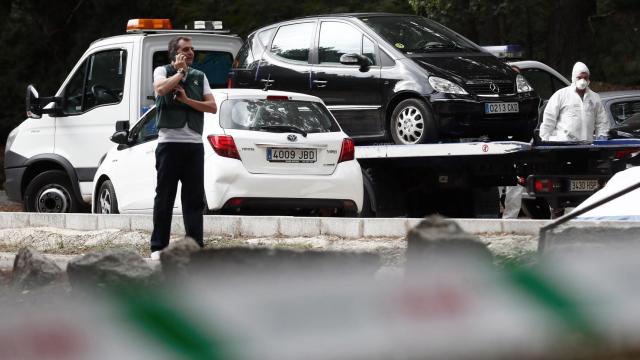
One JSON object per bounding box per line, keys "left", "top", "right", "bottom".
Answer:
{"left": 539, "top": 220, "right": 640, "bottom": 252}
{"left": 0, "top": 213, "right": 554, "bottom": 238}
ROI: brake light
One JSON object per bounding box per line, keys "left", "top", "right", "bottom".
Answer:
{"left": 533, "top": 178, "right": 561, "bottom": 193}
{"left": 338, "top": 138, "right": 355, "bottom": 163}
{"left": 126, "top": 19, "right": 172, "bottom": 32}
{"left": 266, "top": 95, "right": 289, "bottom": 101}
{"left": 615, "top": 149, "right": 639, "bottom": 159}
{"left": 208, "top": 135, "right": 240, "bottom": 160}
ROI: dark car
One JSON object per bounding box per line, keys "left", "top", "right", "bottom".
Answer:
{"left": 231, "top": 13, "right": 540, "bottom": 144}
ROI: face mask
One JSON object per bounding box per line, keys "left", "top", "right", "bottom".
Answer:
{"left": 576, "top": 79, "right": 589, "bottom": 90}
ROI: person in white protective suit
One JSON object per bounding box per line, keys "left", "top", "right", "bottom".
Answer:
{"left": 503, "top": 62, "right": 610, "bottom": 219}
{"left": 539, "top": 61, "right": 609, "bottom": 142}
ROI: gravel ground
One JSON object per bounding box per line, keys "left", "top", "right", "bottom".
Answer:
{"left": 0, "top": 227, "right": 537, "bottom": 269}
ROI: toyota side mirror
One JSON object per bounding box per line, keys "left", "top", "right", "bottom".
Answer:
{"left": 110, "top": 130, "right": 130, "bottom": 145}
{"left": 339, "top": 53, "right": 373, "bottom": 70}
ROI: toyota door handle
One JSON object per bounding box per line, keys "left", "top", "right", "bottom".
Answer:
{"left": 313, "top": 80, "right": 328, "bottom": 88}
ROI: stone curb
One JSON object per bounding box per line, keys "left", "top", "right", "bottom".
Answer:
{"left": 0, "top": 213, "right": 557, "bottom": 237}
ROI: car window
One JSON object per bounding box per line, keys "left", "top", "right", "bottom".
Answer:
{"left": 360, "top": 15, "right": 479, "bottom": 54}
{"left": 257, "top": 28, "right": 275, "bottom": 47}
{"left": 234, "top": 35, "right": 255, "bottom": 69}
{"left": 610, "top": 100, "right": 640, "bottom": 124}
{"left": 153, "top": 50, "right": 234, "bottom": 88}
{"left": 63, "top": 49, "right": 127, "bottom": 115}
{"left": 270, "top": 22, "right": 315, "bottom": 63}
{"left": 362, "top": 36, "right": 376, "bottom": 65}
{"left": 220, "top": 99, "right": 341, "bottom": 133}
{"left": 317, "top": 22, "right": 377, "bottom": 66}
{"left": 131, "top": 107, "right": 158, "bottom": 144}
{"left": 521, "top": 69, "right": 554, "bottom": 100}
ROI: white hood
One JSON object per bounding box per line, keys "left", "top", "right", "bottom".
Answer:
{"left": 571, "top": 61, "right": 590, "bottom": 85}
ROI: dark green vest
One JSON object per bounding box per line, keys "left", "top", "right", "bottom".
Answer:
{"left": 155, "top": 65, "right": 205, "bottom": 134}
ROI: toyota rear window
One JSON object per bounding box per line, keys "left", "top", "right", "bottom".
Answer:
{"left": 220, "top": 99, "right": 341, "bottom": 133}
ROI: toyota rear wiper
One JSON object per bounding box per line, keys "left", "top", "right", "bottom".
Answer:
{"left": 258, "top": 125, "right": 308, "bottom": 137}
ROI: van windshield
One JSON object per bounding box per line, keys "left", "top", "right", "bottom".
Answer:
{"left": 220, "top": 99, "right": 341, "bottom": 133}
{"left": 359, "top": 15, "right": 480, "bottom": 54}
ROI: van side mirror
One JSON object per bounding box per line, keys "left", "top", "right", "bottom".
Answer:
{"left": 339, "top": 53, "right": 373, "bottom": 70}
{"left": 115, "top": 120, "right": 130, "bottom": 132}
{"left": 26, "top": 84, "right": 62, "bottom": 119}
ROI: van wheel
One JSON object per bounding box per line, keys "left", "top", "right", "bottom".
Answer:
{"left": 96, "top": 180, "right": 119, "bottom": 214}
{"left": 24, "top": 170, "right": 79, "bottom": 213}
{"left": 390, "top": 99, "right": 437, "bottom": 144}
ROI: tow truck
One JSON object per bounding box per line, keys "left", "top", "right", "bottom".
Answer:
{"left": 357, "top": 138, "right": 640, "bottom": 218}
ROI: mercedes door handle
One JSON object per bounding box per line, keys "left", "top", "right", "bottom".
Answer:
{"left": 313, "top": 80, "right": 328, "bottom": 88}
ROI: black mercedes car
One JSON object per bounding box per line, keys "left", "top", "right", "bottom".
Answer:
{"left": 231, "top": 13, "right": 540, "bottom": 144}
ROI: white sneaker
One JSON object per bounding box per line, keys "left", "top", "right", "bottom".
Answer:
{"left": 150, "top": 251, "right": 161, "bottom": 261}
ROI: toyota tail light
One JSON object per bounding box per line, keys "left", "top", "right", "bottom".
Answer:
{"left": 338, "top": 138, "right": 355, "bottom": 163}
{"left": 208, "top": 135, "right": 240, "bottom": 160}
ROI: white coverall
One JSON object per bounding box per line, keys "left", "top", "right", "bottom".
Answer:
{"left": 539, "top": 62, "right": 609, "bottom": 142}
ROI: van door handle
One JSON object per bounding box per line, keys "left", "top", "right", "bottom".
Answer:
{"left": 313, "top": 80, "right": 328, "bottom": 88}
{"left": 260, "top": 79, "right": 275, "bottom": 84}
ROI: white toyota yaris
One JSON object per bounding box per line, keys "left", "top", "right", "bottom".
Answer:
{"left": 92, "top": 89, "right": 363, "bottom": 216}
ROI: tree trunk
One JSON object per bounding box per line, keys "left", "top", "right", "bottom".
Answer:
{"left": 546, "top": 0, "right": 597, "bottom": 79}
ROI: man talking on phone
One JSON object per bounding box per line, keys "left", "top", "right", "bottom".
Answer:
{"left": 150, "top": 36, "right": 216, "bottom": 260}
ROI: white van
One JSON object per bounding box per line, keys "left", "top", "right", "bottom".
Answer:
{"left": 4, "top": 19, "right": 242, "bottom": 212}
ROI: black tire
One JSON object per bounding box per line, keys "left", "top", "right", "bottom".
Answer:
{"left": 360, "top": 169, "right": 376, "bottom": 218}
{"left": 23, "top": 170, "right": 80, "bottom": 213}
{"left": 390, "top": 98, "right": 437, "bottom": 144}
{"left": 95, "top": 180, "right": 119, "bottom": 214}
{"left": 521, "top": 197, "right": 551, "bottom": 219}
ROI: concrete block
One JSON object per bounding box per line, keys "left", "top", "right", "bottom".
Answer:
{"left": 0, "top": 213, "right": 30, "bottom": 229}
{"left": 363, "top": 218, "right": 408, "bottom": 237}
{"left": 540, "top": 223, "right": 640, "bottom": 253}
{"left": 456, "top": 219, "right": 503, "bottom": 234}
{"left": 239, "top": 216, "right": 279, "bottom": 237}
{"left": 65, "top": 214, "right": 98, "bottom": 231}
{"left": 97, "top": 215, "right": 131, "bottom": 231}
{"left": 130, "top": 215, "right": 154, "bottom": 232}
{"left": 203, "top": 215, "right": 240, "bottom": 237}
{"left": 29, "top": 213, "right": 65, "bottom": 228}
{"left": 502, "top": 219, "right": 549, "bottom": 235}
{"left": 280, "top": 217, "right": 321, "bottom": 237}
{"left": 320, "top": 218, "right": 363, "bottom": 239}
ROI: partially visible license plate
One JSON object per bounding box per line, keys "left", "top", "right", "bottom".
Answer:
{"left": 570, "top": 179, "right": 599, "bottom": 192}
{"left": 267, "top": 148, "right": 317, "bottom": 163}
{"left": 485, "top": 102, "right": 519, "bottom": 114}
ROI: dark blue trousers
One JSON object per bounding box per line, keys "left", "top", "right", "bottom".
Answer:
{"left": 150, "top": 142, "right": 205, "bottom": 251}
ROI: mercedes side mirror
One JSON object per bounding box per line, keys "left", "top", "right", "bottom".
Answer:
{"left": 339, "top": 53, "right": 373, "bottom": 70}
{"left": 26, "top": 84, "right": 62, "bottom": 119}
